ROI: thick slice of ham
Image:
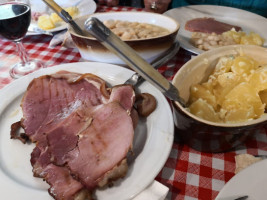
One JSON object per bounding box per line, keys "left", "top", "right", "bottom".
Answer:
{"left": 65, "top": 102, "right": 134, "bottom": 189}
{"left": 185, "top": 17, "right": 242, "bottom": 34}
{"left": 44, "top": 164, "right": 86, "bottom": 200}
{"left": 16, "top": 71, "right": 135, "bottom": 200}
{"left": 21, "top": 73, "right": 107, "bottom": 143}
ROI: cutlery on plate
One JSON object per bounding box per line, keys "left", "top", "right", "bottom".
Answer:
{"left": 254, "top": 155, "right": 267, "bottom": 159}
{"left": 124, "top": 41, "right": 180, "bottom": 86}
{"left": 217, "top": 195, "right": 248, "bottom": 200}
{"left": 84, "top": 17, "right": 186, "bottom": 106}
{"left": 234, "top": 195, "right": 248, "bottom": 200}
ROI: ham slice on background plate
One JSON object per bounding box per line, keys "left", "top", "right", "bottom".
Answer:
{"left": 185, "top": 17, "right": 242, "bottom": 34}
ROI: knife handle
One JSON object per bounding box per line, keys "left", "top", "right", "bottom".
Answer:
{"left": 84, "top": 17, "right": 185, "bottom": 105}
{"left": 84, "top": 17, "right": 170, "bottom": 89}
{"left": 42, "top": 0, "right": 62, "bottom": 14}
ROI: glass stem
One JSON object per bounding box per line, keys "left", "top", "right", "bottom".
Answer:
{"left": 15, "top": 41, "right": 29, "bottom": 65}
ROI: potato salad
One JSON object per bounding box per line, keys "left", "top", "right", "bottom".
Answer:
{"left": 188, "top": 53, "right": 267, "bottom": 123}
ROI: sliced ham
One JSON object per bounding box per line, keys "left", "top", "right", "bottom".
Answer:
{"left": 14, "top": 71, "right": 136, "bottom": 200}
{"left": 21, "top": 72, "right": 107, "bottom": 143}
{"left": 44, "top": 164, "right": 86, "bottom": 200}
{"left": 185, "top": 17, "right": 242, "bottom": 34}
{"left": 65, "top": 102, "right": 134, "bottom": 189}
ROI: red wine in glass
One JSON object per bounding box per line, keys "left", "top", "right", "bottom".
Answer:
{"left": 0, "top": 3, "right": 30, "bottom": 40}
{"left": 0, "top": 1, "right": 46, "bottom": 79}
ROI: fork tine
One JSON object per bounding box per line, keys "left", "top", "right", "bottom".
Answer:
{"left": 234, "top": 195, "right": 248, "bottom": 200}
{"left": 254, "top": 155, "right": 267, "bottom": 159}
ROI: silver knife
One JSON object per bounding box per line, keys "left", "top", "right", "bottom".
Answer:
{"left": 84, "top": 17, "right": 186, "bottom": 107}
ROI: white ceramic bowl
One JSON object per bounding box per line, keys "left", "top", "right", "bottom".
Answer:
{"left": 172, "top": 45, "right": 267, "bottom": 152}
{"left": 68, "top": 12, "right": 180, "bottom": 65}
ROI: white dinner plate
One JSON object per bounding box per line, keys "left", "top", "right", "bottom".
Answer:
{"left": 28, "top": 0, "right": 97, "bottom": 34}
{"left": 0, "top": 62, "right": 174, "bottom": 200}
{"left": 216, "top": 159, "right": 267, "bottom": 200}
{"left": 164, "top": 5, "right": 267, "bottom": 55}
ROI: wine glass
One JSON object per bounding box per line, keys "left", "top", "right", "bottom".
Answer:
{"left": 0, "top": 0, "right": 46, "bottom": 79}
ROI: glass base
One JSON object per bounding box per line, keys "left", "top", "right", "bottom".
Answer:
{"left": 9, "top": 60, "right": 46, "bottom": 79}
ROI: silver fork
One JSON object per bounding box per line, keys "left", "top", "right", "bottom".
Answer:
{"left": 124, "top": 41, "right": 180, "bottom": 86}
{"left": 254, "top": 155, "right": 267, "bottom": 159}
{"left": 28, "top": 24, "right": 54, "bottom": 36}
{"left": 234, "top": 196, "right": 248, "bottom": 200}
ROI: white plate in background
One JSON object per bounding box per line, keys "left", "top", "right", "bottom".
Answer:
{"left": 0, "top": 62, "right": 174, "bottom": 200}
{"left": 164, "top": 5, "right": 267, "bottom": 54}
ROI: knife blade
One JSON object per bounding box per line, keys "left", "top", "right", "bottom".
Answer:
{"left": 41, "top": 0, "right": 85, "bottom": 35}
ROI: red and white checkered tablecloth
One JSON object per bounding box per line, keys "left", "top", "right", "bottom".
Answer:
{"left": 1, "top": 5, "right": 267, "bottom": 200}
